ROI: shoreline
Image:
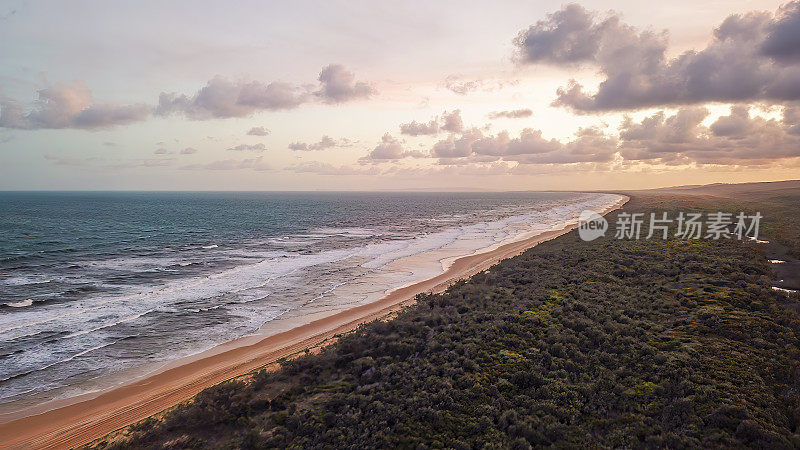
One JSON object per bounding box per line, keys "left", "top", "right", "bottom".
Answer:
{"left": 0, "top": 195, "right": 628, "bottom": 449}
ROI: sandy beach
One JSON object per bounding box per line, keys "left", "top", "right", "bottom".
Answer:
{"left": 0, "top": 196, "right": 627, "bottom": 449}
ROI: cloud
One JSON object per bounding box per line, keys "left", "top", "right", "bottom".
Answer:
{"left": 618, "top": 106, "right": 800, "bottom": 164}
{"left": 430, "top": 129, "right": 483, "bottom": 158}
{"left": 247, "top": 126, "right": 270, "bottom": 136}
{"left": 0, "top": 65, "right": 378, "bottom": 128}
{"left": 373, "top": 102, "right": 799, "bottom": 167}
{"left": 708, "top": 105, "right": 752, "bottom": 137}
{"left": 288, "top": 142, "right": 309, "bottom": 151}
{"left": 538, "top": 126, "right": 618, "bottom": 164}
{"left": 422, "top": 105, "right": 621, "bottom": 165}
{"left": 784, "top": 106, "right": 800, "bottom": 135}
{"left": 181, "top": 156, "right": 271, "bottom": 171}
{"left": 43, "top": 153, "right": 100, "bottom": 167}
{"left": 288, "top": 135, "right": 352, "bottom": 151}
{"left": 154, "top": 148, "right": 168, "bottom": 155}
{"left": 387, "top": 109, "right": 617, "bottom": 165}
{"left": 441, "top": 110, "right": 463, "bottom": 133}
{"left": 362, "top": 133, "right": 426, "bottom": 161}
{"left": 443, "top": 75, "right": 519, "bottom": 95}
{"left": 287, "top": 161, "right": 380, "bottom": 175}
{"left": 0, "top": 81, "right": 150, "bottom": 129}
{"left": 487, "top": 109, "right": 533, "bottom": 119}
{"left": 180, "top": 147, "right": 198, "bottom": 155}
{"left": 444, "top": 75, "right": 481, "bottom": 95}
{"left": 430, "top": 106, "right": 800, "bottom": 166}
{"left": 398, "top": 110, "right": 463, "bottom": 136}
{"left": 384, "top": 161, "right": 517, "bottom": 178}
{"left": 43, "top": 153, "right": 189, "bottom": 170}
{"left": 514, "top": 2, "right": 800, "bottom": 111}
{"left": 513, "top": 4, "right": 607, "bottom": 65}
{"left": 366, "top": 134, "right": 408, "bottom": 160}
{"left": 157, "top": 64, "right": 374, "bottom": 119}
{"left": 156, "top": 78, "right": 308, "bottom": 119}
{"left": 761, "top": 1, "right": 800, "bottom": 63}
{"left": 227, "top": 143, "right": 266, "bottom": 152}
{"left": 399, "top": 119, "right": 439, "bottom": 136}
{"left": 103, "top": 157, "right": 174, "bottom": 169}
{"left": 315, "top": 64, "right": 376, "bottom": 103}
{"left": 431, "top": 127, "right": 565, "bottom": 159}
{"left": 43, "top": 153, "right": 183, "bottom": 169}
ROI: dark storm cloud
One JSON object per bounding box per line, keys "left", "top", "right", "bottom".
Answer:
{"left": 514, "top": 2, "right": 800, "bottom": 111}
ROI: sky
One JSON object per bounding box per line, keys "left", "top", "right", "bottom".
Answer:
{"left": 1, "top": 0, "right": 799, "bottom": 191}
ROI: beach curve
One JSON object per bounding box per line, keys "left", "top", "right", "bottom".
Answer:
{"left": 0, "top": 195, "right": 628, "bottom": 449}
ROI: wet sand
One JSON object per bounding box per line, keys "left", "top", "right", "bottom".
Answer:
{"left": 0, "top": 196, "right": 628, "bottom": 449}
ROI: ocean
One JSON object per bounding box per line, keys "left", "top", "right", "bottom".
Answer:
{"left": 0, "top": 191, "right": 622, "bottom": 412}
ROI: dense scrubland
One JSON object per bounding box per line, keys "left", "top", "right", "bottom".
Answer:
{"left": 94, "top": 188, "right": 800, "bottom": 449}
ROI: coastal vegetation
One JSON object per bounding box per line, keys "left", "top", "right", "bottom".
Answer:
{"left": 93, "top": 189, "right": 800, "bottom": 448}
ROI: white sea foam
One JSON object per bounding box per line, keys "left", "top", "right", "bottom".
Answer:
{"left": 5, "top": 299, "right": 33, "bottom": 308}
{"left": 773, "top": 286, "right": 798, "bottom": 295}
{"left": 0, "top": 192, "right": 625, "bottom": 407}
{"left": 1, "top": 194, "right": 622, "bottom": 345}
{"left": 2, "top": 276, "right": 56, "bottom": 287}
